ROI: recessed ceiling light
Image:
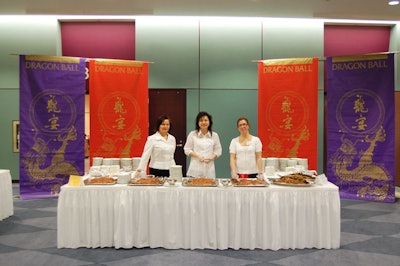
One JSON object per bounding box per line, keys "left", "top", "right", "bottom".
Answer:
{"left": 388, "top": 0, "right": 400, "bottom": 5}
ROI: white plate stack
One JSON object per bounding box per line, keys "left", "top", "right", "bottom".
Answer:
{"left": 279, "top": 158, "right": 288, "bottom": 171}
{"left": 261, "top": 158, "right": 268, "bottom": 171}
{"left": 297, "top": 158, "right": 308, "bottom": 170}
{"left": 102, "top": 158, "right": 113, "bottom": 166}
{"left": 117, "top": 172, "right": 131, "bottom": 184}
{"left": 92, "top": 157, "right": 103, "bottom": 166}
{"left": 112, "top": 158, "right": 120, "bottom": 166}
{"left": 287, "top": 159, "right": 297, "bottom": 167}
{"left": 170, "top": 165, "right": 183, "bottom": 182}
{"left": 132, "top": 157, "right": 141, "bottom": 171}
{"left": 264, "top": 166, "right": 275, "bottom": 176}
{"left": 265, "top": 157, "right": 279, "bottom": 171}
{"left": 121, "top": 158, "right": 133, "bottom": 172}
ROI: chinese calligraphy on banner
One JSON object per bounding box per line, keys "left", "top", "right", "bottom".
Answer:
{"left": 89, "top": 59, "right": 149, "bottom": 160}
{"left": 258, "top": 58, "right": 319, "bottom": 170}
{"left": 326, "top": 53, "right": 395, "bottom": 202}
{"left": 19, "top": 55, "right": 86, "bottom": 199}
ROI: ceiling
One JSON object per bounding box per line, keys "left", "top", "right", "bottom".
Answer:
{"left": 1, "top": 0, "right": 400, "bottom": 21}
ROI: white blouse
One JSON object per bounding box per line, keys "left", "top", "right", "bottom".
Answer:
{"left": 229, "top": 136, "right": 262, "bottom": 174}
{"left": 184, "top": 130, "right": 222, "bottom": 178}
{"left": 136, "top": 132, "right": 176, "bottom": 171}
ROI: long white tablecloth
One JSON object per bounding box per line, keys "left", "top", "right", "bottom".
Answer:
{"left": 0, "top": 169, "right": 14, "bottom": 221}
{"left": 57, "top": 181, "right": 340, "bottom": 250}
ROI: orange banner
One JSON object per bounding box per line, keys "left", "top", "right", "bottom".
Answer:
{"left": 89, "top": 59, "right": 148, "bottom": 160}
{"left": 258, "top": 58, "right": 318, "bottom": 170}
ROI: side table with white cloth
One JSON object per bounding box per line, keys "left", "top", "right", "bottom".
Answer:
{"left": 57, "top": 181, "right": 340, "bottom": 250}
{"left": 0, "top": 169, "right": 14, "bottom": 221}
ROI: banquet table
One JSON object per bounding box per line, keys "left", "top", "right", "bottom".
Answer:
{"left": 57, "top": 180, "right": 340, "bottom": 250}
{"left": 0, "top": 169, "right": 14, "bottom": 221}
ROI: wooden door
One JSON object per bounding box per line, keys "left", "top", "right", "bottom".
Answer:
{"left": 395, "top": 92, "right": 400, "bottom": 187}
{"left": 149, "top": 89, "right": 187, "bottom": 176}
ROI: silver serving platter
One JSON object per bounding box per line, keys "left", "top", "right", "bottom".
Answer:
{"left": 232, "top": 178, "right": 269, "bottom": 187}
{"left": 272, "top": 180, "right": 314, "bottom": 187}
{"left": 182, "top": 177, "right": 218, "bottom": 187}
{"left": 84, "top": 178, "right": 117, "bottom": 185}
{"left": 128, "top": 177, "right": 165, "bottom": 186}
{"left": 272, "top": 173, "right": 315, "bottom": 187}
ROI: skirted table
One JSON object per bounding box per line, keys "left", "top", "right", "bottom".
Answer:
{"left": 57, "top": 181, "right": 340, "bottom": 250}
{"left": 0, "top": 169, "right": 14, "bottom": 221}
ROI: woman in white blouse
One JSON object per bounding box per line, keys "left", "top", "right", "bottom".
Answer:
{"left": 184, "top": 111, "right": 222, "bottom": 179}
{"left": 134, "top": 115, "right": 176, "bottom": 177}
{"left": 229, "top": 117, "right": 263, "bottom": 180}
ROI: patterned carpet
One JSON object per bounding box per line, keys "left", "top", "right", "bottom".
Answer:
{"left": 0, "top": 184, "right": 399, "bottom": 266}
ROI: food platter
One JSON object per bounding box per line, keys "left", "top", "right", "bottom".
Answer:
{"left": 84, "top": 177, "right": 117, "bottom": 185}
{"left": 272, "top": 180, "right": 314, "bottom": 187}
{"left": 232, "top": 178, "right": 269, "bottom": 187}
{"left": 182, "top": 177, "right": 218, "bottom": 187}
{"left": 272, "top": 173, "right": 315, "bottom": 187}
{"left": 128, "top": 177, "right": 165, "bottom": 186}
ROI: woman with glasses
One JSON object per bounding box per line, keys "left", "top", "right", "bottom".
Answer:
{"left": 229, "top": 117, "right": 263, "bottom": 180}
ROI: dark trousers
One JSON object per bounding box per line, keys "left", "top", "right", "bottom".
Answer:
{"left": 149, "top": 168, "right": 170, "bottom": 177}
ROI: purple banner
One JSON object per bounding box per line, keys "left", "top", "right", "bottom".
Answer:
{"left": 326, "top": 54, "right": 395, "bottom": 202}
{"left": 19, "top": 55, "right": 86, "bottom": 200}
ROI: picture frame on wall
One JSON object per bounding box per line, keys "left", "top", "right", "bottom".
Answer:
{"left": 12, "top": 120, "right": 20, "bottom": 153}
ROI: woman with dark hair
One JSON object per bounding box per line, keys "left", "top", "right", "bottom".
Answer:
{"left": 184, "top": 111, "right": 222, "bottom": 178}
{"left": 134, "top": 115, "right": 176, "bottom": 178}
{"left": 229, "top": 117, "right": 263, "bottom": 180}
